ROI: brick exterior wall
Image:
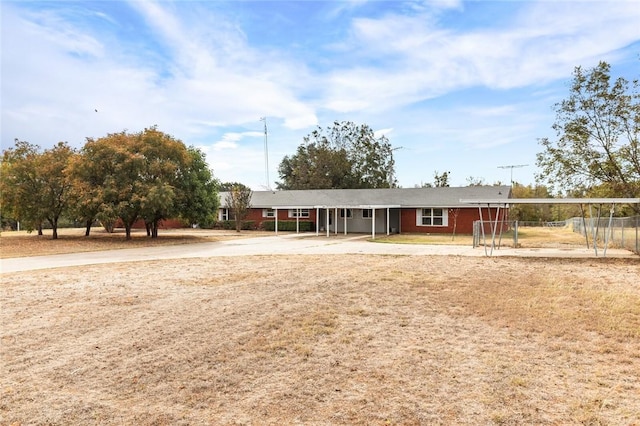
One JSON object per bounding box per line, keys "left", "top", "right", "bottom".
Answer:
{"left": 400, "top": 207, "right": 506, "bottom": 234}
{"left": 244, "top": 208, "right": 317, "bottom": 230}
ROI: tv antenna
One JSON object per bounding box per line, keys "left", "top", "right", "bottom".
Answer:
{"left": 260, "top": 117, "right": 270, "bottom": 190}
{"left": 498, "top": 164, "right": 528, "bottom": 185}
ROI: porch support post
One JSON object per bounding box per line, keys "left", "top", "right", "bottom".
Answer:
{"left": 316, "top": 207, "right": 319, "bottom": 236}
{"left": 344, "top": 209, "right": 347, "bottom": 235}
{"left": 326, "top": 208, "right": 329, "bottom": 237}
{"left": 275, "top": 208, "right": 278, "bottom": 235}
{"left": 372, "top": 208, "right": 376, "bottom": 239}
{"left": 296, "top": 208, "right": 300, "bottom": 234}
{"left": 334, "top": 207, "right": 338, "bottom": 235}
{"left": 386, "top": 207, "right": 390, "bottom": 235}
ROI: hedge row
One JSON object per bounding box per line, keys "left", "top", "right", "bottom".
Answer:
{"left": 212, "top": 220, "right": 257, "bottom": 230}
{"left": 262, "top": 220, "right": 315, "bottom": 232}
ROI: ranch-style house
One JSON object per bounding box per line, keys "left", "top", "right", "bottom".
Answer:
{"left": 219, "top": 186, "right": 511, "bottom": 237}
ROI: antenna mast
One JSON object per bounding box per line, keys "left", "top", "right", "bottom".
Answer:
{"left": 497, "top": 164, "right": 528, "bottom": 185}
{"left": 260, "top": 117, "right": 270, "bottom": 190}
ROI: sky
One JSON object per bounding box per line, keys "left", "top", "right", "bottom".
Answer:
{"left": 1, "top": 0, "right": 639, "bottom": 190}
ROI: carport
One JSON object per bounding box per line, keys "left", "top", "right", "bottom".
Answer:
{"left": 461, "top": 197, "right": 640, "bottom": 257}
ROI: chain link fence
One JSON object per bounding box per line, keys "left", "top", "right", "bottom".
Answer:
{"left": 472, "top": 220, "right": 515, "bottom": 249}
{"left": 472, "top": 217, "right": 639, "bottom": 255}
{"left": 569, "top": 216, "right": 640, "bottom": 255}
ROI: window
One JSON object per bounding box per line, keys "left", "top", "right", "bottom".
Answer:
{"left": 362, "top": 209, "right": 373, "bottom": 219}
{"left": 417, "top": 208, "right": 447, "bottom": 227}
{"left": 339, "top": 208, "right": 352, "bottom": 218}
{"left": 288, "top": 209, "right": 309, "bottom": 218}
{"left": 262, "top": 209, "right": 275, "bottom": 218}
{"left": 219, "top": 208, "right": 229, "bottom": 221}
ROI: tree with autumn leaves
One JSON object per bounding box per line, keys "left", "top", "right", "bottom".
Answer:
{"left": 1, "top": 127, "right": 219, "bottom": 239}
{"left": 1, "top": 140, "right": 74, "bottom": 239}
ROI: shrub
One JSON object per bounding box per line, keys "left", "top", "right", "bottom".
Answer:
{"left": 262, "top": 220, "right": 314, "bottom": 232}
{"left": 214, "top": 220, "right": 256, "bottom": 230}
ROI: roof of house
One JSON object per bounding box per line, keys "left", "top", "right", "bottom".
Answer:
{"left": 219, "top": 186, "right": 511, "bottom": 208}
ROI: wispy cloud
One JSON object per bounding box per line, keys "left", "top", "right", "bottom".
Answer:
{"left": 319, "top": 1, "right": 640, "bottom": 112}
{"left": 2, "top": 0, "right": 638, "bottom": 188}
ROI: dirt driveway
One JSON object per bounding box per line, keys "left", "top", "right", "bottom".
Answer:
{"left": 1, "top": 233, "right": 637, "bottom": 273}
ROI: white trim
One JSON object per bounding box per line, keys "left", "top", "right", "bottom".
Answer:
{"left": 416, "top": 208, "right": 448, "bottom": 227}
{"left": 262, "top": 208, "right": 275, "bottom": 218}
{"left": 288, "top": 208, "right": 309, "bottom": 218}
{"left": 362, "top": 209, "right": 373, "bottom": 219}
{"left": 219, "top": 208, "right": 229, "bottom": 221}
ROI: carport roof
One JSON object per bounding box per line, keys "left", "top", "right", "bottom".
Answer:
{"left": 220, "top": 186, "right": 511, "bottom": 208}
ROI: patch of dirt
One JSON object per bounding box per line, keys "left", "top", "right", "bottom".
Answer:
{"left": 1, "top": 255, "right": 639, "bottom": 425}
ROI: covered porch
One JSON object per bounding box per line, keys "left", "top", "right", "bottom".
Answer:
{"left": 272, "top": 205, "right": 401, "bottom": 239}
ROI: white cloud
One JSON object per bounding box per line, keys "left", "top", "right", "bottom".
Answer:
{"left": 374, "top": 128, "right": 394, "bottom": 138}
{"left": 1, "top": 1, "right": 318, "bottom": 153}
{"left": 319, "top": 1, "right": 640, "bottom": 113}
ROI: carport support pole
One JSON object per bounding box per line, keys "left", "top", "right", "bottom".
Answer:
{"left": 485, "top": 203, "right": 496, "bottom": 256}
{"left": 496, "top": 204, "right": 505, "bottom": 249}
{"left": 489, "top": 204, "right": 501, "bottom": 256}
{"left": 579, "top": 204, "right": 589, "bottom": 249}
{"left": 603, "top": 203, "right": 615, "bottom": 258}
{"left": 478, "top": 205, "right": 487, "bottom": 256}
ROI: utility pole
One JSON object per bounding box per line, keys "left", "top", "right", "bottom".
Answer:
{"left": 498, "top": 164, "right": 528, "bottom": 185}
{"left": 260, "top": 117, "right": 270, "bottom": 190}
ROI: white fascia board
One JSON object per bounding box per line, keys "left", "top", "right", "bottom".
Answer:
{"left": 460, "top": 198, "right": 640, "bottom": 205}
{"left": 312, "top": 204, "right": 401, "bottom": 209}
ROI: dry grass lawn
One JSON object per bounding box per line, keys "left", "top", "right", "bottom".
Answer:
{"left": 375, "top": 227, "right": 592, "bottom": 248}
{"left": 2, "top": 242, "right": 640, "bottom": 425}
{"left": 0, "top": 228, "right": 271, "bottom": 259}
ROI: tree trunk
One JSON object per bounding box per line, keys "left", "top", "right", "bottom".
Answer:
{"left": 37, "top": 223, "right": 43, "bottom": 236}
{"left": 145, "top": 221, "right": 152, "bottom": 237}
{"left": 152, "top": 220, "right": 159, "bottom": 238}
{"left": 125, "top": 224, "right": 132, "bottom": 240}
{"left": 85, "top": 219, "right": 92, "bottom": 236}
{"left": 50, "top": 218, "right": 58, "bottom": 240}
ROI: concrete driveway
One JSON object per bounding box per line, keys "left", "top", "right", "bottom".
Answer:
{"left": 1, "top": 233, "right": 637, "bottom": 273}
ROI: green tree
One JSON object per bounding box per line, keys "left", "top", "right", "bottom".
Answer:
{"left": 225, "top": 183, "right": 252, "bottom": 232}
{"left": 536, "top": 61, "right": 640, "bottom": 211}
{"left": 67, "top": 147, "right": 108, "bottom": 236}
{"left": 466, "top": 176, "right": 486, "bottom": 186}
{"left": 509, "top": 183, "right": 557, "bottom": 222}
{"left": 178, "top": 147, "right": 219, "bottom": 228}
{"left": 277, "top": 121, "right": 397, "bottom": 189}
{"left": 1, "top": 140, "right": 74, "bottom": 239}
{"left": 1, "top": 140, "right": 46, "bottom": 234}
{"left": 136, "top": 127, "right": 191, "bottom": 238}
{"left": 433, "top": 170, "right": 450, "bottom": 187}
{"left": 219, "top": 181, "right": 249, "bottom": 192}
{"left": 80, "top": 131, "right": 146, "bottom": 239}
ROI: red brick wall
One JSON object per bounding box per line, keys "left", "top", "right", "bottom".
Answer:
{"left": 244, "top": 208, "right": 317, "bottom": 229}
{"left": 400, "top": 207, "right": 506, "bottom": 234}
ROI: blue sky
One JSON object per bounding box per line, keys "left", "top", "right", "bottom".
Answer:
{"left": 2, "top": 0, "right": 639, "bottom": 189}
